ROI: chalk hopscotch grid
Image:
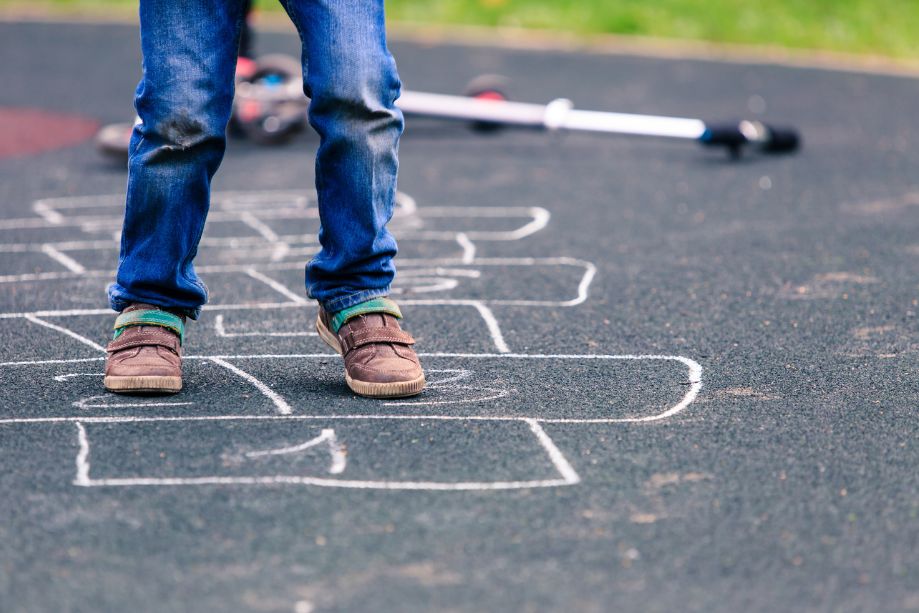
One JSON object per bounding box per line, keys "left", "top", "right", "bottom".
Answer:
{"left": 3, "top": 351, "right": 702, "bottom": 491}
{"left": 0, "top": 190, "right": 703, "bottom": 491}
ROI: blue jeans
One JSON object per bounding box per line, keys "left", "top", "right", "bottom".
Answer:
{"left": 108, "top": 0, "right": 404, "bottom": 319}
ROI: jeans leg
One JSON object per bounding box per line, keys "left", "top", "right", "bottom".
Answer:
{"left": 107, "top": 0, "right": 247, "bottom": 320}
{"left": 279, "top": 0, "right": 404, "bottom": 313}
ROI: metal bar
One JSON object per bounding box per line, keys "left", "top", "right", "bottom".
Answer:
{"left": 560, "top": 110, "right": 706, "bottom": 140}
{"left": 398, "top": 90, "right": 707, "bottom": 141}
{"left": 399, "top": 91, "right": 547, "bottom": 127}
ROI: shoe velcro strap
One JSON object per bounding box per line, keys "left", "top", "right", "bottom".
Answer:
{"left": 107, "top": 326, "right": 181, "bottom": 354}
{"left": 340, "top": 327, "right": 415, "bottom": 355}
{"left": 330, "top": 297, "right": 402, "bottom": 333}
{"left": 114, "top": 309, "right": 185, "bottom": 345}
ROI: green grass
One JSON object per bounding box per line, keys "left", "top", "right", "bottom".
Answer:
{"left": 7, "top": 0, "right": 919, "bottom": 58}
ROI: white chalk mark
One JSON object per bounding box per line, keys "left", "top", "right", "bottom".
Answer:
{"left": 75, "top": 474, "right": 575, "bottom": 491}
{"left": 72, "top": 395, "right": 193, "bottom": 410}
{"left": 2, "top": 187, "right": 702, "bottom": 494}
{"left": 7, "top": 193, "right": 546, "bottom": 241}
{"left": 239, "top": 212, "right": 280, "bottom": 242}
{"left": 0, "top": 270, "right": 112, "bottom": 284}
{"left": 23, "top": 314, "right": 106, "bottom": 352}
{"left": 526, "top": 419, "right": 581, "bottom": 484}
{"left": 382, "top": 387, "right": 510, "bottom": 407}
{"left": 571, "top": 260, "right": 598, "bottom": 308}
{"left": 424, "top": 368, "right": 473, "bottom": 386}
{"left": 74, "top": 422, "right": 90, "bottom": 486}
{"left": 395, "top": 191, "right": 418, "bottom": 215}
{"left": 32, "top": 200, "right": 65, "bottom": 225}
{"left": 382, "top": 368, "right": 511, "bottom": 405}
{"left": 0, "top": 354, "right": 702, "bottom": 425}
{"left": 456, "top": 233, "right": 476, "bottom": 264}
{"left": 40, "top": 244, "right": 86, "bottom": 273}
{"left": 209, "top": 357, "right": 292, "bottom": 415}
{"left": 294, "top": 601, "right": 315, "bottom": 613}
{"left": 245, "top": 429, "right": 331, "bottom": 457}
{"left": 0, "top": 357, "right": 105, "bottom": 367}
{"left": 470, "top": 301, "right": 510, "bottom": 353}
{"left": 213, "top": 314, "right": 316, "bottom": 338}
{"left": 53, "top": 372, "right": 103, "bottom": 382}
{"left": 246, "top": 428, "right": 346, "bottom": 475}
{"left": 0, "top": 259, "right": 595, "bottom": 310}
{"left": 244, "top": 268, "right": 307, "bottom": 304}
{"left": 411, "top": 206, "right": 550, "bottom": 241}
{"left": 483, "top": 206, "right": 550, "bottom": 241}
{"left": 239, "top": 212, "right": 290, "bottom": 261}
{"left": 0, "top": 243, "right": 32, "bottom": 253}
{"left": 393, "top": 277, "right": 460, "bottom": 295}
{"left": 397, "top": 268, "right": 481, "bottom": 279}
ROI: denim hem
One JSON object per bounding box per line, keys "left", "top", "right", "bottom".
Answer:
{"left": 108, "top": 284, "right": 203, "bottom": 320}
{"left": 318, "top": 287, "right": 392, "bottom": 314}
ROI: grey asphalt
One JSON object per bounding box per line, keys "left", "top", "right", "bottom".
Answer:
{"left": 1, "top": 19, "right": 918, "bottom": 613}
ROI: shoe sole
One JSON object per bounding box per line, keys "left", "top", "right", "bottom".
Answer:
{"left": 104, "top": 375, "right": 182, "bottom": 394}
{"left": 315, "top": 316, "right": 425, "bottom": 399}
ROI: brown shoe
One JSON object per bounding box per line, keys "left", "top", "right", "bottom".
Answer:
{"left": 103, "top": 303, "right": 185, "bottom": 394}
{"left": 316, "top": 298, "right": 425, "bottom": 398}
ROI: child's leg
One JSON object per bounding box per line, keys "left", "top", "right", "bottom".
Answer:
{"left": 280, "top": 1, "right": 423, "bottom": 398}
{"left": 107, "top": 0, "right": 249, "bottom": 320}
{"left": 279, "top": 0, "right": 404, "bottom": 313}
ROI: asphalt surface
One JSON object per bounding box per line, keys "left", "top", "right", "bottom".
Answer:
{"left": 2, "top": 19, "right": 919, "bottom": 613}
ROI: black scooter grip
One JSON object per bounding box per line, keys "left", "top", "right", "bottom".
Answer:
{"left": 699, "top": 121, "right": 801, "bottom": 155}
{"left": 761, "top": 123, "right": 801, "bottom": 153}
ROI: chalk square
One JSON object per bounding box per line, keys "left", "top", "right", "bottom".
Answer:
{"left": 77, "top": 419, "right": 573, "bottom": 490}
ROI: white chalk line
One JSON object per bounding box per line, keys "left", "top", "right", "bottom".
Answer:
{"left": 397, "top": 267, "right": 481, "bottom": 279}
{"left": 53, "top": 372, "right": 103, "bottom": 382}
{"left": 0, "top": 256, "right": 582, "bottom": 281}
{"left": 245, "top": 428, "right": 346, "bottom": 475}
{"left": 421, "top": 368, "right": 473, "bottom": 386}
{"left": 75, "top": 474, "right": 575, "bottom": 490}
{"left": 0, "top": 259, "right": 595, "bottom": 311}
{"left": 470, "top": 301, "right": 510, "bottom": 353}
{"left": 244, "top": 268, "right": 307, "bottom": 304}
{"left": 4, "top": 194, "right": 545, "bottom": 243}
{"left": 392, "top": 277, "right": 460, "bottom": 294}
{"left": 208, "top": 357, "right": 293, "bottom": 415}
{"left": 382, "top": 387, "right": 510, "bottom": 407}
{"left": 1, "top": 286, "right": 576, "bottom": 358}
{"left": 0, "top": 236, "right": 312, "bottom": 254}
{"left": 0, "top": 354, "right": 702, "bottom": 425}
{"left": 526, "top": 419, "right": 581, "bottom": 484}
{"left": 32, "top": 201, "right": 65, "bottom": 225}
{"left": 72, "top": 417, "right": 573, "bottom": 490}
{"left": 214, "top": 314, "right": 317, "bottom": 338}
{"left": 0, "top": 357, "right": 105, "bottom": 367}
{"left": 238, "top": 212, "right": 281, "bottom": 243}
{"left": 23, "top": 314, "right": 106, "bottom": 353}
{"left": 72, "top": 395, "right": 194, "bottom": 410}
{"left": 380, "top": 368, "right": 509, "bottom": 406}
{"left": 245, "top": 428, "right": 331, "bottom": 458}
{"left": 40, "top": 244, "right": 86, "bottom": 273}
{"left": 456, "top": 233, "right": 476, "bottom": 264}
{"left": 0, "top": 266, "right": 592, "bottom": 318}
{"left": 74, "top": 422, "right": 90, "bottom": 486}
{"left": 238, "top": 212, "right": 290, "bottom": 261}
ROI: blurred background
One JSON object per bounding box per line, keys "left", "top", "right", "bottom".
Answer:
{"left": 3, "top": 0, "right": 919, "bottom": 60}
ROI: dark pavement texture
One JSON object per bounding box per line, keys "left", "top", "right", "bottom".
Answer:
{"left": 1, "top": 20, "right": 918, "bottom": 613}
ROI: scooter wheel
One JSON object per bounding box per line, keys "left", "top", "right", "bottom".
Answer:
{"left": 247, "top": 54, "right": 303, "bottom": 82}
{"left": 233, "top": 54, "right": 308, "bottom": 145}
{"left": 463, "top": 74, "right": 509, "bottom": 133}
{"left": 95, "top": 122, "right": 134, "bottom": 161}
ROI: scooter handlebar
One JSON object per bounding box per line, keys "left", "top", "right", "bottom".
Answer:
{"left": 701, "top": 121, "right": 800, "bottom": 155}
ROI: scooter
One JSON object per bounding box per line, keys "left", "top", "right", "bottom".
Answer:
{"left": 97, "top": 53, "right": 800, "bottom": 160}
